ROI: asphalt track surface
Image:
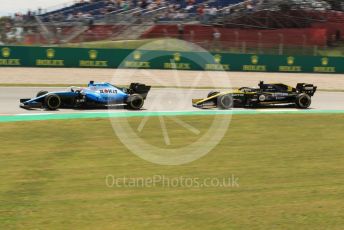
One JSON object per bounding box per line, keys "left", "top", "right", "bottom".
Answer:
{"left": 1, "top": 87, "right": 344, "bottom": 116}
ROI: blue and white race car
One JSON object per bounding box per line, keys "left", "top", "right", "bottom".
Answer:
{"left": 20, "top": 81, "right": 151, "bottom": 110}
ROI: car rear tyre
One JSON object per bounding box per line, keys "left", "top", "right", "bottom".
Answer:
{"left": 37, "top": 90, "right": 48, "bottom": 97}
{"left": 217, "top": 94, "right": 233, "bottom": 110}
{"left": 127, "top": 94, "right": 144, "bottom": 110}
{"left": 295, "top": 93, "right": 311, "bottom": 109}
{"left": 44, "top": 94, "right": 61, "bottom": 110}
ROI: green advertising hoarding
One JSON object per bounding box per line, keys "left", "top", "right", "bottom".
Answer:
{"left": 0, "top": 46, "right": 343, "bottom": 73}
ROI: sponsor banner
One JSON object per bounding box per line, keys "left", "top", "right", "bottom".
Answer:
{"left": 0, "top": 47, "right": 22, "bottom": 66}
{"left": 209, "top": 53, "right": 344, "bottom": 73}
{"left": 0, "top": 46, "right": 343, "bottom": 73}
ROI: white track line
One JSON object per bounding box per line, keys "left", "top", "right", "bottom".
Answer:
{"left": 16, "top": 113, "right": 55, "bottom": 116}
{"left": 257, "top": 109, "right": 299, "bottom": 112}
{"left": 5, "top": 108, "right": 312, "bottom": 117}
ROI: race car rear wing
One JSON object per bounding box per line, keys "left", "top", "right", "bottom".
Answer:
{"left": 296, "top": 83, "right": 317, "bottom": 96}
{"left": 129, "top": 83, "right": 151, "bottom": 99}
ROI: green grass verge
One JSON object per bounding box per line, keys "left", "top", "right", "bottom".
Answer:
{"left": 61, "top": 38, "right": 344, "bottom": 56}
{"left": 15, "top": 36, "right": 344, "bottom": 56}
{"left": 64, "top": 38, "right": 204, "bottom": 52}
{"left": 65, "top": 39, "right": 158, "bottom": 49}
{"left": 0, "top": 114, "right": 344, "bottom": 229}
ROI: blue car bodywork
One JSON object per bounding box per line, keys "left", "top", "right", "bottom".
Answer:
{"left": 20, "top": 81, "right": 151, "bottom": 110}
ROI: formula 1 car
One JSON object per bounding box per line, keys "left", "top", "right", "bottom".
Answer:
{"left": 192, "top": 81, "right": 317, "bottom": 109}
{"left": 20, "top": 81, "right": 151, "bottom": 110}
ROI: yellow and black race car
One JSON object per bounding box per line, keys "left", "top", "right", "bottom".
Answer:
{"left": 192, "top": 81, "right": 317, "bottom": 109}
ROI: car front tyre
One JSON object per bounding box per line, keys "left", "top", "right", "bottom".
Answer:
{"left": 37, "top": 90, "right": 49, "bottom": 97}
{"left": 208, "top": 91, "right": 220, "bottom": 98}
{"left": 44, "top": 94, "right": 61, "bottom": 110}
{"left": 217, "top": 94, "right": 233, "bottom": 110}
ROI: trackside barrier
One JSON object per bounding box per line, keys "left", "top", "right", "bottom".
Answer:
{"left": 0, "top": 46, "right": 342, "bottom": 73}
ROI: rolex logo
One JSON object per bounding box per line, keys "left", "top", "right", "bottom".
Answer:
{"left": 2, "top": 48, "right": 10, "bottom": 58}
{"left": 214, "top": 54, "right": 221, "bottom": 64}
{"left": 321, "top": 57, "right": 329, "bottom": 66}
{"left": 173, "top": 53, "right": 181, "bottom": 62}
{"left": 46, "top": 49, "right": 55, "bottom": 59}
{"left": 287, "top": 56, "right": 294, "bottom": 65}
{"left": 251, "top": 55, "right": 259, "bottom": 65}
{"left": 133, "top": 51, "right": 141, "bottom": 60}
{"left": 89, "top": 50, "right": 98, "bottom": 60}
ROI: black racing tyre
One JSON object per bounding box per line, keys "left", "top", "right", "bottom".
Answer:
{"left": 207, "top": 91, "right": 220, "bottom": 98}
{"left": 37, "top": 90, "right": 48, "bottom": 97}
{"left": 44, "top": 94, "right": 61, "bottom": 110}
{"left": 217, "top": 94, "right": 233, "bottom": 110}
{"left": 127, "top": 94, "right": 144, "bottom": 110}
{"left": 295, "top": 93, "right": 311, "bottom": 109}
